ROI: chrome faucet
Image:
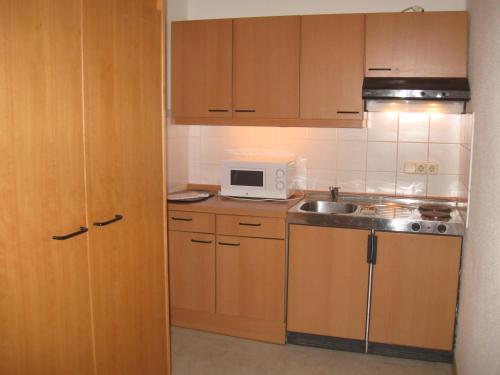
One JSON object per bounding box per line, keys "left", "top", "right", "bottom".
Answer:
{"left": 329, "top": 186, "right": 340, "bottom": 202}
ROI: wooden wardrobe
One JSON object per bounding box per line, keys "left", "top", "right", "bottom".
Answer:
{"left": 0, "top": 0, "right": 170, "bottom": 374}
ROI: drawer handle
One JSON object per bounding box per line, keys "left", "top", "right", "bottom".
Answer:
{"left": 191, "top": 239, "right": 213, "bottom": 244}
{"left": 336, "top": 111, "right": 360, "bottom": 114}
{"left": 52, "top": 227, "right": 88, "bottom": 241}
{"left": 368, "top": 67, "right": 392, "bottom": 71}
{"left": 208, "top": 109, "right": 229, "bottom": 112}
{"left": 218, "top": 242, "right": 240, "bottom": 247}
{"left": 238, "top": 222, "right": 261, "bottom": 227}
{"left": 171, "top": 217, "right": 193, "bottom": 222}
{"left": 235, "top": 109, "right": 256, "bottom": 113}
{"left": 93, "top": 214, "right": 123, "bottom": 227}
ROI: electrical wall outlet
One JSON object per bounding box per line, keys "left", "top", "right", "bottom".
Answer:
{"left": 426, "top": 162, "right": 439, "bottom": 174}
{"left": 415, "top": 162, "right": 427, "bottom": 174}
{"left": 404, "top": 160, "right": 440, "bottom": 174}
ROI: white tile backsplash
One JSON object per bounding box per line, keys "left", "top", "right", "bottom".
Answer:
{"left": 337, "top": 141, "right": 367, "bottom": 171}
{"left": 172, "top": 113, "right": 474, "bottom": 198}
{"left": 399, "top": 112, "right": 430, "bottom": 142}
{"left": 367, "top": 142, "right": 398, "bottom": 172}
{"left": 397, "top": 142, "right": 429, "bottom": 172}
{"left": 367, "top": 112, "right": 399, "bottom": 142}
{"left": 429, "top": 114, "right": 461, "bottom": 143}
{"left": 428, "top": 143, "right": 461, "bottom": 174}
{"left": 366, "top": 172, "right": 397, "bottom": 194}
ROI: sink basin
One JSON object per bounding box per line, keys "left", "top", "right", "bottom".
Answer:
{"left": 299, "top": 201, "right": 358, "bottom": 214}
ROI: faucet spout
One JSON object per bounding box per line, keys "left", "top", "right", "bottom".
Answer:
{"left": 329, "top": 186, "right": 340, "bottom": 202}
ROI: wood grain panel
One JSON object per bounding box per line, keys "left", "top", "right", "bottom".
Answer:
{"left": 216, "top": 215, "right": 285, "bottom": 239}
{"left": 168, "top": 211, "right": 215, "bottom": 233}
{"left": 171, "top": 308, "right": 285, "bottom": 344}
{"left": 300, "top": 14, "right": 365, "bottom": 120}
{"left": 169, "top": 231, "right": 216, "bottom": 312}
{"left": 83, "top": 0, "right": 169, "bottom": 373}
{"left": 233, "top": 16, "right": 300, "bottom": 118}
{"left": 172, "top": 19, "right": 233, "bottom": 117}
{"left": 216, "top": 236, "right": 285, "bottom": 322}
{"left": 287, "top": 225, "right": 370, "bottom": 340}
{"left": 0, "top": 0, "right": 94, "bottom": 373}
{"left": 370, "top": 232, "right": 462, "bottom": 350}
{"left": 365, "top": 12, "right": 467, "bottom": 77}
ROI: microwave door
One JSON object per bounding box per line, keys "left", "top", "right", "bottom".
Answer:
{"left": 230, "top": 169, "right": 265, "bottom": 189}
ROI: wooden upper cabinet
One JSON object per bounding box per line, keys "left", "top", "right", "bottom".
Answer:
{"left": 300, "top": 14, "right": 365, "bottom": 120}
{"left": 233, "top": 16, "right": 300, "bottom": 118}
{"left": 172, "top": 19, "right": 233, "bottom": 117}
{"left": 365, "top": 11, "right": 468, "bottom": 77}
{"left": 369, "top": 232, "right": 461, "bottom": 351}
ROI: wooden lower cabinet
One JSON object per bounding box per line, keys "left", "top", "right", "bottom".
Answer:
{"left": 369, "top": 232, "right": 462, "bottom": 351}
{"left": 287, "top": 225, "right": 370, "bottom": 340}
{"left": 169, "top": 231, "right": 216, "bottom": 313}
{"left": 216, "top": 236, "right": 285, "bottom": 322}
{"left": 169, "top": 212, "right": 286, "bottom": 343}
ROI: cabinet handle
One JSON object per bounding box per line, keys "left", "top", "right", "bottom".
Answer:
{"left": 337, "top": 111, "right": 360, "bottom": 114}
{"left": 238, "top": 222, "right": 261, "bottom": 227}
{"left": 208, "top": 109, "right": 229, "bottom": 113}
{"left": 171, "top": 217, "right": 193, "bottom": 222}
{"left": 191, "top": 239, "right": 213, "bottom": 244}
{"left": 218, "top": 242, "right": 240, "bottom": 247}
{"left": 93, "top": 214, "right": 123, "bottom": 227}
{"left": 367, "top": 233, "right": 378, "bottom": 264}
{"left": 368, "top": 68, "right": 392, "bottom": 71}
{"left": 235, "top": 109, "right": 256, "bottom": 113}
{"left": 52, "top": 227, "right": 88, "bottom": 241}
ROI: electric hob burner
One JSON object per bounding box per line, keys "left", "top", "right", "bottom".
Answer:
{"left": 418, "top": 203, "right": 452, "bottom": 220}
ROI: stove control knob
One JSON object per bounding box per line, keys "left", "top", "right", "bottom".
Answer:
{"left": 411, "top": 222, "right": 421, "bottom": 232}
{"left": 437, "top": 224, "right": 447, "bottom": 233}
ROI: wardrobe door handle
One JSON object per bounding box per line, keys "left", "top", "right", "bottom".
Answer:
{"left": 93, "top": 214, "right": 123, "bottom": 227}
{"left": 52, "top": 227, "right": 88, "bottom": 241}
{"left": 208, "top": 109, "right": 229, "bottom": 113}
{"left": 218, "top": 242, "right": 240, "bottom": 247}
{"left": 235, "top": 109, "right": 256, "bottom": 113}
{"left": 238, "top": 222, "right": 261, "bottom": 227}
{"left": 191, "top": 239, "right": 213, "bottom": 244}
{"left": 368, "top": 68, "right": 392, "bottom": 71}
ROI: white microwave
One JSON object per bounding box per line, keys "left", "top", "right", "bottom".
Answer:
{"left": 220, "top": 156, "right": 296, "bottom": 199}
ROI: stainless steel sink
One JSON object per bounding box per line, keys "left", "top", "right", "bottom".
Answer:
{"left": 299, "top": 201, "right": 358, "bottom": 214}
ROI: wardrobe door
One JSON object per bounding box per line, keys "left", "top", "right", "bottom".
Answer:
{"left": 82, "top": 0, "right": 169, "bottom": 374}
{"left": 0, "top": 1, "right": 94, "bottom": 374}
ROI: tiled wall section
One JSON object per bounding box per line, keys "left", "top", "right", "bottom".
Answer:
{"left": 175, "top": 112, "right": 474, "bottom": 198}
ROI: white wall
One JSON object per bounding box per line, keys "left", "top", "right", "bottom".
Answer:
{"left": 187, "top": 0, "right": 466, "bottom": 19}
{"left": 455, "top": 1, "right": 500, "bottom": 374}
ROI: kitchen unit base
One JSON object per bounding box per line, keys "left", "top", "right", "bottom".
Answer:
{"left": 172, "top": 308, "right": 285, "bottom": 344}
{"left": 287, "top": 332, "right": 453, "bottom": 363}
{"left": 287, "top": 332, "right": 365, "bottom": 353}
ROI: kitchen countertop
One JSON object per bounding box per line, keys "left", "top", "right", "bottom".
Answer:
{"left": 167, "top": 191, "right": 305, "bottom": 218}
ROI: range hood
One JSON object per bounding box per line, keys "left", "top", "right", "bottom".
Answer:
{"left": 362, "top": 77, "right": 471, "bottom": 114}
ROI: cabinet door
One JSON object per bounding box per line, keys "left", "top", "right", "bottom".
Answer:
{"left": 172, "top": 19, "right": 232, "bottom": 117}
{"left": 301, "top": 14, "right": 364, "bottom": 120}
{"left": 83, "top": 1, "right": 169, "bottom": 374}
{"left": 370, "top": 232, "right": 461, "bottom": 351}
{"left": 233, "top": 16, "right": 300, "bottom": 118}
{"left": 169, "top": 231, "right": 216, "bottom": 313}
{"left": 365, "top": 12, "right": 467, "bottom": 77}
{"left": 216, "top": 236, "right": 285, "bottom": 322}
{"left": 288, "top": 225, "right": 370, "bottom": 340}
{"left": 0, "top": 1, "right": 94, "bottom": 373}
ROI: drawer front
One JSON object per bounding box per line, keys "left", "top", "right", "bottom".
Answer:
{"left": 216, "top": 215, "right": 285, "bottom": 239}
{"left": 168, "top": 211, "right": 215, "bottom": 233}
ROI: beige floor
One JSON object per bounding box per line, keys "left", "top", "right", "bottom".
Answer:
{"left": 171, "top": 327, "right": 452, "bottom": 375}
